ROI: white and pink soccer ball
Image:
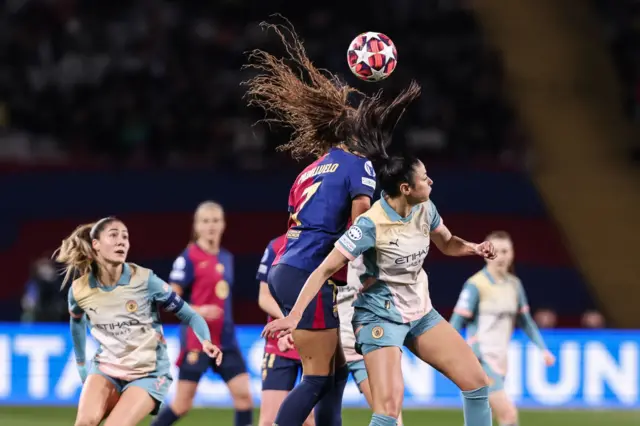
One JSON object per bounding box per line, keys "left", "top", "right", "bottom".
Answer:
{"left": 347, "top": 32, "right": 398, "bottom": 82}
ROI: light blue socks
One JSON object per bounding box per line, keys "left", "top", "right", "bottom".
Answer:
{"left": 461, "top": 386, "right": 492, "bottom": 426}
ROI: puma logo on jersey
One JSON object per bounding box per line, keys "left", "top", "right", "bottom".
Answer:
{"left": 390, "top": 239, "right": 399, "bottom": 247}
{"left": 87, "top": 307, "right": 98, "bottom": 314}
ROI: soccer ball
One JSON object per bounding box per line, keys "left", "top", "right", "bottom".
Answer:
{"left": 347, "top": 32, "right": 397, "bottom": 82}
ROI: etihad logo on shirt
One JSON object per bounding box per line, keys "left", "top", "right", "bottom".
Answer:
{"left": 298, "top": 163, "right": 339, "bottom": 184}
{"left": 394, "top": 247, "right": 429, "bottom": 266}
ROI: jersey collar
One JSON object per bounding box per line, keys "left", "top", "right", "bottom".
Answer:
{"left": 380, "top": 192, "right": 419, "bottom": 223}
{"left": 89, "top": 263, "right": 132, "bottom": 290}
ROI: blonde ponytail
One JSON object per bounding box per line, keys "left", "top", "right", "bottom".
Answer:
{"left": 54, "top": 223, "right": 96, "bottom": 288}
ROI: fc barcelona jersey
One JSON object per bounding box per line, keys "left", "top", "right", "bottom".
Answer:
{"left": 274, "top": 147, "right": 376, "bottom": 274}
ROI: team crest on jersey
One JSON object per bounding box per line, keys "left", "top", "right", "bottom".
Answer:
{"left": 186, "top": 350, "right": 200, "bottom": 364}
{"left": 216, "top": 280, "right": 230, "bottom": 299}
{"left": 371, "top": 326, "right": 384, "bottom": 339}
{"left": 421, "top": 223, "right": 430, "bottom": 236}
{"left": 125, "top": 300, "right": 138, "bottom": 313}
{"left": 347, "top": 226, "right": 363, "bottom": 241}
{"left": 216, "top": 263, "right": 225, "bottom": 273}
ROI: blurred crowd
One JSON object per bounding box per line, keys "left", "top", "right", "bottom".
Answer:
{"left": 0, "top": 0, "right": 526, "bottom": 169}
{"left": 594, "top": 0, "right": 640, "bottom": 160}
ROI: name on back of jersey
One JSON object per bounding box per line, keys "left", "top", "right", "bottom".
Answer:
{"left": 298, "top": 163, "right": 339, "bottom": 184}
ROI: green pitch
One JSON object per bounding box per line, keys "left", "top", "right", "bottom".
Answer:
{"left": 1, "top": 407, "right": 639, "bottom": 425}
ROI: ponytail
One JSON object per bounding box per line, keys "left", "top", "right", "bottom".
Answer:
{"left": 54, "top": 216, "right": 119, "bottom": 288}
{"left": 54, "top": 224, "right": 95, "bottom": 288}
{"left": 349, "top": 80, "right": 421, "bottom": 172}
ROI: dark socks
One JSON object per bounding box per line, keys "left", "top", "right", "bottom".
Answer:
{"left": 235, "top": 409, "right": 253, "bottom": 426}
{"left": 150, "top": 406, "right": 180, "bottom": 426}
{"left": 274, "top": 374, "right": 333, "bottom": 426}
{"left": 314, "top": 364, "right": 349, "bottom": 426}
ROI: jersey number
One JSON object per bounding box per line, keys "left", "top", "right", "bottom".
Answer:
{"left": 291, "top": 182, "right": 322, "bottom": 225}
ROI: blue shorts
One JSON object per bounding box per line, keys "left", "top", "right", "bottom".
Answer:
{"left": 353, "top": 308, "right": 444, "bottom": 356}
{"left": 268, "top": 263, "right": 340, "bottom": 330}
{"left": 261, "top": 353, "right": 303, "bottom": 391}
{"left": 347, "top": 359, "right": 368, "bottom": 390}
{"left": 480, "top": 359, "right": 505, "bottom": 393}
{"left": 89, "top": 362, "right": 171, "bottom": 415}
{"left": 178, "top": 346, "right": 248, "bottom": 383}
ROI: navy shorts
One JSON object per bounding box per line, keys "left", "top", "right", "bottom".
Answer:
{"left": 261, "top": 352, "right": 303, "bottom": 391}
{"left": 178, "top": 346, "right": 248, "bottom": 383}
{"left": 268, "top": 263, "right": 340, "bottom": 330}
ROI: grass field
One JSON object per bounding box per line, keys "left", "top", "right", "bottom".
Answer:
{"left": 1, "top": 407, "right": 639, "bottom": 425}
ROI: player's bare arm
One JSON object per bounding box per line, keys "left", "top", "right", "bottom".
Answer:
{"left": 262, "top": 249, "right": 348, "bottom": 337}
{"left": 351, "top": 195, "right": 372, "bottom": 222}
{"left": 259, "top": 281, "right": 285, "bottom": 319}
{"left": 431, "top": 225, "right": 496, "bottom": 259}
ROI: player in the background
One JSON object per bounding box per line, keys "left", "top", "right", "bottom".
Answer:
{"left": 59, "top": 217, "right": 221, "bottom": 426}
{"left": 152, "top": 202, "right": 253, "bottom": 426}
{"left": 450, "top": 231, "right": 556, "bottom": 426}
{"left": 244, "top": 20, "right": 421, "bottom": 426}
{"left": 257, "top": 234, "right": 315, "bottom": 426}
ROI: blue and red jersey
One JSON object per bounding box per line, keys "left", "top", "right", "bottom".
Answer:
{"left": 257, "top": 234, "right": 300, "bottom": 360}
{"left": 273, "top": 147, "right": 377, "bottom": 279}
{"left": 169, "top": 243, "right": 236, "bottom": 350}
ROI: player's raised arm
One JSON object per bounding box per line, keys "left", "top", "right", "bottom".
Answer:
{"left": 429, "top": 202, "right": 496, "bottom": 259}
{"left": 263, "top": 217, "right": 376, "bottom": 337}
{"left": 67, "top": 287, "right": 88, "bottom": 382}
{"left": 450, "top": 281, "right": 480, "bottom": 331}
{"left": 148, "top": 273, "right": 222, "bottom": 364}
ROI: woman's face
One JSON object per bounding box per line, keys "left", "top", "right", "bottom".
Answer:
{"left": 92, "top": 221, "right": 130, "bottom": 265}
{"left": 406, "top": 161, "right": 433, "bottom": 204}
{"left": 485, "top": 237, "right": 514, "bottom": 273}
{"left": 194, "top": 206, "right": 225, "bottom": 242}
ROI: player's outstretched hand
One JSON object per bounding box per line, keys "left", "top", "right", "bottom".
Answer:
{"left": 77, "top": 363, "right": 88, "bottom": 383}
{"left": 262, "top": 314, "right": 299, "bottom": 339}
{"left": 277, "top": 334, "right": 295, "bottom": 352}
{"left": 475, "top": 241, "right": 496, "bottom": 260}
{"left": 202, "top": 340, "right": 223, "bottom": 366}
{"left": 542, "top": 350, "right": 556, "bottom": 367}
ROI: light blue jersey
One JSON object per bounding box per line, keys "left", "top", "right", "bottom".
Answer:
{"left": 68, "top": 263, "right": 209, "bottom": 381}
{"left": 451, "top": 268, "right": 547, "bottom": 377}
{"left": 335, "top": 196, "right": 442, "bottom": 324}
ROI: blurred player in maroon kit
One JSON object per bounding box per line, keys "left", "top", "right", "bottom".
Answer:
{"left": 257, "top": 234, "right": 315, "bottom": 426}
{"left": 244, "top": 21, "right": 420, "bottom": 426}
{"left": 152, "top": 201, "right": 253, "bottom": 426}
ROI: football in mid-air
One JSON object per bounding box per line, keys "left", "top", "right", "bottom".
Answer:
{"left": 347, "top": 32, "right": 397, "bottom": 82}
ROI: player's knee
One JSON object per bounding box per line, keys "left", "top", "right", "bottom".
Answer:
{"left": 378, "top": 397, "right": 403, "bottom": 419}
{"left": 171, "top": 399, "right": 194, "bottom": 416}
{"left": 459, "top": 367, "right": 491, "bottom": 391}
{"left": 74, "top": 413, "right": 102, "bottom": 426}
{"left": 233, "top": 390, "right": 253, "bottom": 410}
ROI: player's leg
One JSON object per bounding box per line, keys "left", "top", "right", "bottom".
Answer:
{"left": 74, "top": 373, "right": 120, "bottom": 426}
{"left": 106, "top": 374, "right": 172, "bottom": 426}
{"left": 406, "top": 310, "right": 491, "bottom": 426}
{"left": 313, "top": 330, "right": 349, "bottom": 426}
{"left": 215, "top": 347, "right": 253, "bottom": 426}
{"left": 269, "top": 264, "right": 341, "bottom": 426}
{"left": 151, "top": 351, "right": 208, "bottom": 425}
{"left": 350, "top": 360, "right": 405, "bottom": 426}
{"left": 482, "top": 364, "right": 517, "bottom": 426}
{"left": 259, "top": 354, "right": 303, "bottom": 426}
{"left": 356, "top": 320, "right": 407, "bottom": 426}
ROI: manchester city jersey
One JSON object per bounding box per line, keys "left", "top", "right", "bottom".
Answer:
{"left": 335, "top": 197, "right": 443, "bottom": 324}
